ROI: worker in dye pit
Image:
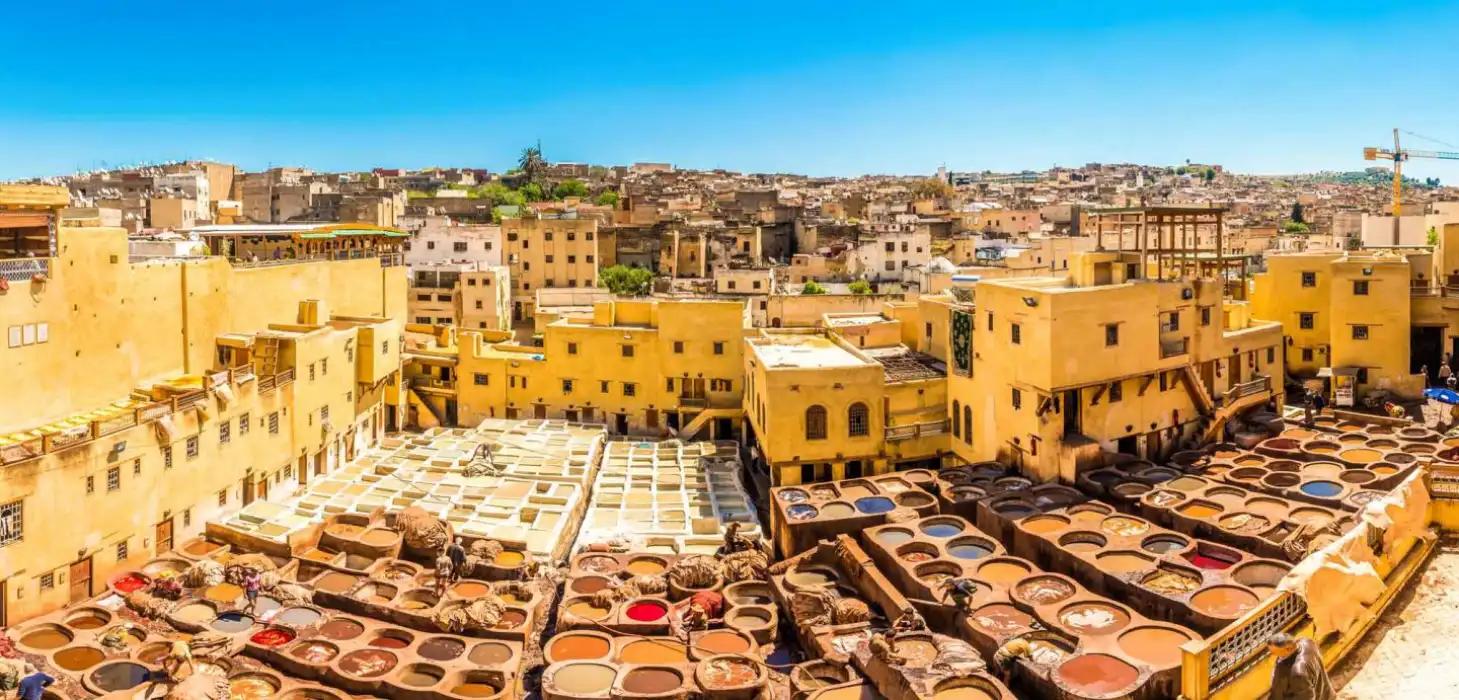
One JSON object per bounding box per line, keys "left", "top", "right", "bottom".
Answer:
{"left": 941, "top": 577, "right": 980, "bottom": 610}
{"left": 446, "top": 538, "right": 467, "bottom": 581}
{"left": 1267, "top": 632, "right": 1333, "bottom": 700}
{"left": 891, "top": 607, "right": 926, "bottom": 634}
{"left": 991, "top": 637, "right": 1031, "bottom": 682}
{"left": 434, "top": 551, "right": 454, "bottom": 597}
{"left": 163, "top": 638, "right": 196, "bottom": 679}
{"left": 242, "top": 568, "right": 263, "bottom": 613}
{"left": 15, "top": 672, "right": 53, "bottom": 700}
{"left": 718, "top": 522, "right": 754, "bottom": 556}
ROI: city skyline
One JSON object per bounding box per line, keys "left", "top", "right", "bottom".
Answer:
{"left": 3, "top": 1, "right": 1459, "bottom": 181}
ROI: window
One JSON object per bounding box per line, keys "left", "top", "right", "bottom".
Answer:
{"left": 454, "top": 242, "right": 468, "bottom": 252}
{"left": 309, "top": 363, "right": 316, "bottom": 381}
{"left": 987, "top": 312, "right": 994, "bottom": 331}
{"left": 1201, "top": 307, "right": 1212, "bottom": 326}
{"left": 186, "top": 436, "right": 199, "bottom": 459}
{"left": 474, "top": 373, "right": 489, "bottom": 386}
{"left": 884, "top": 261, "right": 895, "bottom": 272}
{"left": 1011, "top": 388, "right": 1022, "bottom": 410}
{"left": 1166, "top": 311, "right": 1179, "bottom": 331}
{"left": 415, "top": 316, "right": 431, "bottom": 324}
{"left": 239, "top": 412, "right": 249, "bottom": 435}
{"left": 116, "top": 540, "right": 128, "bottom": 561}
{"left": 1267, "top": 347, "right": 1276, "bottom": 364}
{"left": 884, "top": 242, "right": 895, "bottom": 252}
{"left": 1354, "top": 280, "right": 1369, "bottom": 295}
{"left": 567, "top": 232, "right": 576, "bottom": 241}
{"left": 623, "top": 382, "right": 637, "bottom": 397}
{"left": 0, "top": 500, "right": 22, "bottom": 547}
{"left": 714, "top": 341, "right": 725, "bottom": 355}
{"left": 321, "top": 358, "right": 328, "bottom": 375}
{"left": 474, "top": 300, "right": 483, "bottom": 309}
{"left": 268, "top": 412, "right": 279, "bottom": 434}
{"left": 567, "top": 255, "right": 576, "bottom": 264}
{"left": 1105, "top": 324, "right": 1119, "bottom": 346}
{"left": 848, "top": 403, "right": 870, "bottom": 437}
{"left": 217, "top": 489, "right": 227, "bottom": 507}
{"left": 1159, "top": 372, "right": 1170, "bottom": 391}
{"left": 600, "top": 380, "right": 610, "bottom": 393}
{"left": 219, "top": 422, "right": 230, "bottom": 444}
{"left": 86, "top": 476, "right": 95, "bottom": 494}
{"left": 382, "top": 340, "right": 389, "bottom": 354}
{"left": 1301, "top": 348, "right": 1314, "bottom": 362}
{"left": 586, "top": 255, "right": 595, "bottom": 263}
{"left": 621, "top": 344, "right": 634, "bottom": 358}
{"left": 40, "top": 572, "right": 53, "bottom": 589}
{"left": 1299, "top": 312, "right": 1315, "bottom": 330}
{"left": 320, "top": 405, "right": 330, "bottom": 423}
{"left": 568, "top": 342, "right": 578, "bottom": 355}
{"left": 674, "top": 341, "right": 684, "bottom": 354}
{"left": 426, "top": 241, "right": 436, "bottom": 250}
{"left": 728, "top": 281, "right": 737, "bottom": 290}
{"left": 507, "top": 232, "right": 518, "bottom": 242}
{"left": 805, "top": 405, "right": 828, "bottom": 440}
{"left": 163, "top": 446, "right": 173, "bottom": 469}
{"left": 711, "top": 378, "right": 732, "bottom": 391}
{"left": 1109, "top": 381, "right": 1123, "bottom": 402}
{"left": 467, "top": 278, "right": 476, "bottom": 286}
{"left": 951, "top": 400, "right": 962, "bottom": 438}
{"left": 1352, "top": 325, "right": 1369, "bottom": 340}
{"left": 546, "top": 255, "right": 555, "bottom": 263}
{"left": 1011, "top": 324, "right": 1021, "bottom": 344}
{"left": 666, "top": 378, "right": 675, "bottom": 392}
{"left": 562, "top": 379, "right": 574, "bottom": 394}
{"left": 183, "top": 509, "right": 192, "bottom": 527}
{"left": 1301, "top": 271, "right": 1316, "bottom": 287}
{"left": 545, "top": 232, "right": 554, "bottom": 241}
{"left": 1357, "top": 368, "right": 1369, "bottom": 384}
{"left": 586, "top": 232, "right": 594, "bottom": 241}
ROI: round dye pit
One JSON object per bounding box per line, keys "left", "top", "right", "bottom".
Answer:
{"left": 874, "top": 528, "right": 913, "bottom": 547}
{"left": 977, "top": 559, "right": 1032, "bottom": 584}
{"left": 250, "top": 627, "right": 295, "bottom": 647}
{"left": 1191, "top": 586, "right": 1260, "bottom": 618}
{"left": 228, "top": 675, "right": 280, "bottom": 699}
{"left": 468, "top": 642, "right": 515, "bottom": 665}
{"left": 1300, "top": 480, "right": 1343, "bottom": 498}
{"left": 694, "top": 631, "right": 749, "bottom": 656}
{"left": 1231, "top": 561, "right": 1291, "bottom": 591}
{"left": 291, "top": 641, "right": 340, "bottom": 663}
{"left": 400, "top": 664, "right": 445, "bottom": 688}
{"left": 452, "top": 581, "right": 491, "bottom": 598}
{"left": 551, "top": 662, "right": 618, "bottom": 694}
{"left": 369, "top": 632, "right": 413, "bottom": 649}
{"left": 360, "top": 528, "right": 397, "bottom": 547}
{"left": 567, "top": 600, "right": 611, "bottom": 620}
{"left": 896, "top": 638, "right": 939, "bottom": 666}
{"left": 493, "top": 550, "right": 525, "bottom": 568}
{"left": 1060, "top": 531, "right": 1107, "bottom": 553}
{"left": 1245, "top": 498, "right": 1288, "bottom": 519}
{"left": 919, "top": 519, "right": 965, "bottom": 538}
{"left": 339, "top": 648, "right": 398, "bottom": 677}
{"left": 1177, "top": 500, "right": 1224, "bottom": 519}
{"left": 1057, "top": 602, "right": 1131, "bottom": 635}
{"left": 1147, "top": 490, "right": 1185, "bottom": 507}
{"left": 450, "top": 681, "right": 501, "bottom": 698}
{"left": 89, "top": 662, "right": 153, "bottom": 692}
{"left": 317, "top": 618, "right": 365, "bottom": 641}
{"left": 1141, "top": 535, "right": 1190, "bottom": 554}
{"left": 623, "top": 667, "right": 683, "bottom": 694}
{"left": 1301, "top": 462, "right": 1343, "bottom": 479}
{"left": 136, "top": 642, "right": 170, "bottom": 665}
{"left": 699, "top": 657, "right": 760, "bottom": 689}
{"left": 1290, "top": 507, "right": 1334, "bottom": 527}
{"left": 854, "top": 496, "right": 895, "bottom": 514}
{"left": 1187, "top": 550, "right": 1237, "bottom": 570}
{"left": 625, "top": 600, "right": 668, "bottom": 622}
{"left": 820, "top": 502, "right": 855, "bottom": 518}
{"left": 1101, "top": 516, "right": 1149, "bottom": 537}
{"left": 916, "top": 562, "right": 961, "bottom": 587}
{"left": 931, "top": 682, "right": 998, "bottom": 700}
{"left": 786, "top": 568, "right": 836, "bottom": 588}
{"left": 577, "top": 555, "right": 621, "bottom": 574}
{"left": 172, "top": 602, "right": 217, "bottom": 625}
{"left": 625, "top": 557, "right": 667, "bottom": 575}
{"left": 786, "top": 504, "right": 819, "bottom": 521}
{"left": 619, "top": 638, "right": 688, "bottom": 663}
{"left": 112, "top": 572, "right": 150, "bottom": 594}
{"left": 1219, "top": 512, "right": 1271, "bottom": 534}
{"left": 210, "top": 612, "right": 254, "bottom": 633}
{"left": 1095, "top": 550, "right": 1155, "bottom": 574}
{"left": 950, "top": 486, "right": 986, "bottom": 502}
{"left": 19, "top": 626, "right": 72, "bottom": 650}
{"left": 1143, "top": 568, "right": 1201, "bottom": 595}
{"left": 54, "top": 645, "right": 105, "bottom": 671}
{"left": 314, "top": 572, "right": 359, "bottom": 593}
{"left": 1056, "top": 654, "right": 1139, "bottom": 696}
{"left": 1340, "top": 448, "right": 1382, "bottom": 464}
{"left": 398, "top": 590, "right": 440, "bottom": 611}
{"left": 1340, "top": 470, "right": 1376, "bottom": 485}
{"left": 946, "top": 538, "right": 994, "bottom": 560}
{"left": 496, "top": 610, "right": 527, "bottom": 629}
{"left": 1113, "top": 483, "right": 1152, "bottom": 498}
{"left": 275, "top": 606, "right": 323, "bottom": 627}
{"left": 896, "top": 492, "right": 934, "bottom": 508}
{"left": 1021, "top": 515, "right": 1070, "bottom": 535}
{"left": 1015, "top": 576, "right": 1075, "bottom": 605}
{"left": 969, "top": 604, "right": 1033, "bottom": 635}
{"left": 992, "top": 500, "right": 1038, "bottom": 518}
{"left": 204, "top": 582, "right": 244, "bottom": 604}
{"left": 777, "top": 489, "right": 808, "bottom": 503}
{"left": 727, "top": 607, "right": 773, "bottom": 631}
{"left": 355, "top": 583, "right": 397, "bottom": 605}
{"left": 418, "top": 636, "right": 466, "bottom": 661}
{"left": 1118, "top": 626, "right": 1195, "bottom": 667}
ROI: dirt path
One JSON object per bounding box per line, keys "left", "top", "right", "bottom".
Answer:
{"left": 1332, "top": 542, "right": 1459, "bottom": 697}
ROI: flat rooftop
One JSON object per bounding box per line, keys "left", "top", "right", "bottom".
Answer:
{"left": 749, "top": 334, "right": 869, "bottom": 369}
{"left": 863, "top": 346, "right": 947, "bottom": 382}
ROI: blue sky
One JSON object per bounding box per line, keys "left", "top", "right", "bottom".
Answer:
{"left": 3, "top": 1, "right": 1459, "bottom": 181}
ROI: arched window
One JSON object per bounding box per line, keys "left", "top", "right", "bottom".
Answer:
{"left": 848, "top": 403, "right": 870, "bottom": 437}
{"left": 951, "top": 400, "right": 962, "bottom": 438}
{"left": 962, "top": 405, "right": 972, "bottom": 444}
{"left": 805, "top": 405, "right": 828, "bottom": 440}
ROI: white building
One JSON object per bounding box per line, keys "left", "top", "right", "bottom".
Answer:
{"left": 401, "top": 215, "right": 502, "bottom": 266}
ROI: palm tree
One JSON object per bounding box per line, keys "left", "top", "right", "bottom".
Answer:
{"left": 517, "top": 143, "right": 545, "bottom": 186}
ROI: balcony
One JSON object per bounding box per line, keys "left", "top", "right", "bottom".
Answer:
{"left": 678, "top": 396, "right": 708, "bottom": 410}
{"left": 1160, "top": 337, "right": 1189, "bottom": 359}
{"left": 885, "top": 419, "right": 949, "bottom": 442}
{"left": 1411, "top": 284, "right": 1438, "bottom": 298}
{"left": 0, "top": 257, "right": 49, "bottom": 282}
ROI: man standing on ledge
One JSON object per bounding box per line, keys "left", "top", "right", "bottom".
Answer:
{"left": 1267, "top": 632, "right": 1334, "bottom": 700}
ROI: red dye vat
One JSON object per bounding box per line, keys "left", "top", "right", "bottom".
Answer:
{"left": 250, "top": 628, "right": 296, "bottom": 647}
{"left": 1189, "top": 553, "right": 1235, "bottom": 570}
{"left": 625, "top": 601, "right": 667, "bottom": 622}
{"left": 114, "top": 573, "right": 150, "bottom": 594}
{"left": 370, "top": 636, "right": 410, "bottom": 649}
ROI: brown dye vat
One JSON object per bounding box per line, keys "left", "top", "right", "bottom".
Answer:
{"left": 840, "top": 482, "right": 874, "bottom": 499}
{"left": 552, "top": 662, "right": 618, "bottom": 694}
{"left": 1233, "top": 455, "right": 1267, "bottom": 467}
{"left": 874, "top": 528, "right": 914, "bottom": 547}
{"left": 1191, "top": 586, "right": 1260, "bottom": 617}
{"left": 897, "top": 543, "right": 939, "bottom": 563}
{"left": 400, "top": 664, "right": 445, "bottom": 687}
{"left": 970, "top": 604, "right": 1034, "bottom": 635}
{"left": 786, "top": 568, "right": 836, "bottom": 588}
{"left": 626, "top": 557, "right": 667, "bottom": 575}
{"left": 1244, "top": 498, "right": 1288, "bottom": 520}
{"left": 1340, "top": 470, "right": 1377, "bottom": 485}
{"left": 136, "top": 642, "right": 170, "bottom": 664}
{"left": 451, "top": 683, "right": 501, "bottom": 698}
{"left": 1337, "top": 433, "right": 1367, "bottom": 444}
{"left": 184, "top": 540, "right": 223, "bottom": 556}
{"left": 1305, "top": 441, "right": 1339, "bottom": 455}
{"left": 1014, "top": 576, "right": 1074, "bottom": 605}
{"left": 1228, "top": 467, "right": 1267, "bottom": 482}
{"left": 291, "top": 641, "right": 340, "bottom": 663}
{"left": 1147, "top": 490, "right": 1185, "bottom": 507}
{"left": 931, "top": 683, "right": 998, "bottom": 699}
{"left": 1231, "top": 561, "right": 1291, "bottom": 591}
{"left": 1408, "top": 443, "right": 1436, "bottom": 455}
{"left": 1177, "top": 500, "right": 1224, "bottom": 519}
{"left": 1020, "top": 515, "right": 1070, "bottom": 534}
{"left": 1056, "top": 654, "right": 1139, "bottom": 696}
{"left": 452, "top": 581, "right": 491, "bottom": 598}
{"left": 19, "top": 626, "right": 72, "bottom": 650}
{"left": 1372, "top": 465, "right": 1399, "bottom": 476}
{"left": 1143, "top": 568, "right": 1201, "bottom": 595}
{"left": 315, "top": 572, "right": 359, "bottom": 593}
{"left": 468, "top": 642, "right": 514, "bottom": 665}
{"left": 914, "top": 562, "right": 962, "bottom": 588}
{"left": 1303, "top": 462, "right": 1344, "bottom": 478}
{"left": 339, "top": 648, "right": 398, "bottom": 677}
{"left": 398, "top": 589, "right": 439, "bottom": 610}
{"left": 897, "top": 492, "right": 935, "bottom": 508}
{"left": 820, "top": 502, "right": 855, "bottom": 518}
{"left": 567, "top": 599, "right": 611, "bottom": 620}
{"left": 419, "top": 636, "right": 466, "bottom": 661}
{"left": 1100, "top": 516, "right": 1149, "bottom": 537}
{"left": 571, "top": 576, "right": 611, "bottom": 595}
{"left": 1219, "top": 512, "right": 1271, "bottom": 534}
{"left": 550, "top": 634, "right": 612, "bottom": 661}
{"left": 360, "top": 529, "right": 397, "bottom": 546}
{"left": 894, "top": 638, "right": 939, "bottom": 666}
{"left": 370, "top": 631, "right": 414, "bottom": 649}
{"left": 578, "top": 555, "right": 621, "bottom": 574}
{"left": 1290, "top": 507, "right": 1334, "bottom": 527}
{"left": 1118, "top": 626, "right": 1195, "bottom": 667}
{"left": 1281, "top": 428, "right": 1314, "bottom": 439}
{"left": 1057, "top": 602, "right": 1131, "bottom": 635}
{"left": 1059, "top": 532, "right": 1106, "bottom": 553}
{"left": 1140, "top": 535, "right": 1189, "bottom": 555}
{"left": 1167, "top": 476, "right": 1207, "bottom": 492}
{"left": 54, "top": 645, "right": 105, "bottom": 671}
{"left": 1204, "top": 488, "right": 1246, "bottom": 508}
{"left": 977, "top": 559, "right": 1032, "bottom": 584}
{"left": 275, "top": 607, "right": 323, "bottom": 627}
{"left": 1262, "top": 473, "right": 1301, "bottom": 489}
{"left": 623, "top": 667, "right": 683, "bottom": 694}
{"left": 229, "top": 674, "right": 281, "bottom": 699}
{"left": 204, "top": 582, "right": 243, "bottom": 603}
{"left": 1095, "top": 551, "right": 1154, "bottom": 574}
{"left": 1068, "top": 505, "right": 1111, "bottom": 524}
{"left": 318, "top": 618, "right": 365, "bottom": 641}
{"left": 693, "top": 631, "right": 748, "bottom": 656}
{"left": 496, "top": 609, "right": 527, "bottom": 629}
{"left": 1113, "top": 482, "right": 1151, "bottom": 499}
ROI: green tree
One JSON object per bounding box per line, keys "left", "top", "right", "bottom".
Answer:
{"left": 553, "top": 179, "right": 588, "bottom": 198}
{"left": 1428, "top": 226, "right": 1440, "bottom": 246}
{"left": 599, "top": 265, "right": 653, "bottom": 296}
{"left": 517, "top": 143, "right": 546, "bottom": 186}
{"left": 1290, "top": 201, "right": 1306, "bottom": 224}
{"left": 471, "top": 182, "right": 525, "bottom": 207}
{"left": 848, "top": 279, "right": 872, "bottom": 295}
{"left": 912, "top": 178, "right": 954, "bottom": 200}
{"left": 1282, "top": 221, "right": 1310, "bottom": 234}
{"left": 521, "top": 182, "right": 545, "bottom": 202}
{"left": 593, "top": 191, "right": 620, "bottom": 207}
{"left": 1203, "top": 167, "right": 1216, "bottom": 183}
{"left": 801, "top": 281, "right": 828, "bottom": 295}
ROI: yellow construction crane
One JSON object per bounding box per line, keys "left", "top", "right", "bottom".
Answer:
{"left": 1364, "top": 128, "right": 1459, "bottom": 243}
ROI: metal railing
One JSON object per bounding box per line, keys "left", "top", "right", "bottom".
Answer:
{"left": 0, "top": 258, "right": 49, "bottom": 282}
{"left": 678, "top": 396, "right": 708, "bottom": 409}
{"left": 1231, "top": 375, "right": 1271, "bottom": 399}
{"left": 885, "top": 419, "right": 949, "bottom": 441}
{"left": 276, "top": 368, "right": 296, "bottom": 387}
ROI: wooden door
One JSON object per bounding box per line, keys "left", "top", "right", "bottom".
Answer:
{"left": 69, "top": 557, "right": 92, "bottom": 604}
{"left": 242, "top": 474, "right": 256, "bottom": 506}
{"left": 255, "top": 475, "right": 269, "bottom": 502}
{"left": 155, "top": 519, "right": 174, "bottom": 556}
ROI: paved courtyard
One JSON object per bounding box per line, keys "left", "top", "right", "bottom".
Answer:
{"left": 1333, "top": 543, "right": 1459, "bottom": 697}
